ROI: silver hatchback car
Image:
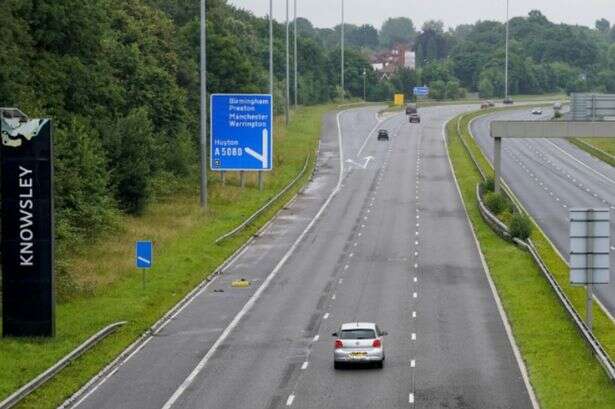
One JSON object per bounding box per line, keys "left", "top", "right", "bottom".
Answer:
{"left": 332, "top": 322, "right": 387, "bottom": 369}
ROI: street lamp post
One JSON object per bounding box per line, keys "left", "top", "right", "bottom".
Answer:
{"left": 199, "top": 0, "right": 207, "bottom": 208}
{"left": 505, "top": 0, "right": 510, "bottom": 101}
{"left": 341, "top": 0, "right": 345, "bottom": 100}
{"left": 363, "top": 68, "right": 367, "bottom": 101}
{"left": 294, "top": 0, "right": 298, "bottom": 108}
{"left": 269, "top": 0, "right": 274, "bottom": 96}
{"left": 261, "top": 0, "right": 274, "bottom": 192}
{"left": 285, "top": 0, "right": 290, "bottom": 126}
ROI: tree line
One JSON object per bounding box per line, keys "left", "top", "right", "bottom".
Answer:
{"left": 323, "top": 12, "right": 615, "bottom": 99}
{"left": 1, "top": 1, "right": 614, "bottom": 252}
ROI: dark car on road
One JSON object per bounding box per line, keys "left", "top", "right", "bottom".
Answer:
{"left": 409, "top": 113, "right": 421, "bottom": 123}
{"left": 377, "top": 129, "right": 389, "bottom": 141}
{"left": 405, "top": 103, "right": 417, "bottom": 115}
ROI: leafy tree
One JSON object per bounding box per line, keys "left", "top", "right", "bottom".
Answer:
{"left": 608, "top": 44, "right": 615, "bottom": 70}
{"left": 429, "top": 80, "right": 447, "bottom": 100}
{"left": 390, "top": 68, "right": 418, "bottom": 100}
{"left": 479, "top": 77, "right": 495, "bottom": 98}
{"left": 596, "top": 19, "right": 611, "bottom": 35}
{"left": 55, "top": 117, "right": 116, "bottom": 242}
{"left": 380, "top": 17, "right": 416, "bottom": 48}
{"left": 103, "top": 108, "right": 155, "bottom": 214}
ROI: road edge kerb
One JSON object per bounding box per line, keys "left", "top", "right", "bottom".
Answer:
{"left": 57, "top": 109, "right": 340, "bottom": 409}
{"left": 0, "top": 322, "right": 126, "bottom": 409}
{"left": 442, "top": 119, "right": 541, "bottom": 409}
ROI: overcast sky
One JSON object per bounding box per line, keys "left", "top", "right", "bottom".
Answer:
{"left": 227, "top": 0, "right": 615, "bottom": 30}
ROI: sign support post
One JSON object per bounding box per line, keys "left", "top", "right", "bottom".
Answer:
{"left": 586, "top": 209, "right": 595, "bottom": 330}
{"left": 569, "top": 208, "right": 610, "bottom": 334}
{"left": 136, "top": 241, "right": 153, "bottom": 290}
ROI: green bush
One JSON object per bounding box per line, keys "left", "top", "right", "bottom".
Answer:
{"left": 480, "top": 177, "right": 495, "bottom": 193}
{"left": 483, "top": 191, "right": 510, "bottom": 215}
{"left": 509, "top": 213, "right": 533, "bottom": 240}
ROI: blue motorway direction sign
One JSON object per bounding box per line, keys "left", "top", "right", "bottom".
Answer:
{"left": 136, "top": 241, "right": 153, "bottom": 269}
{"left": 210, "top": 94, "right": 273, "bottom": 171}
{"left": 413, "top": 86, "right": 430, "bottom": 97}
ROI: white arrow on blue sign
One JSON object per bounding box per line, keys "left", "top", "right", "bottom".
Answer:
{"left": 413, "top": 86, "right": 430, "bottom": 97}
{"left": 136, "top": 241, "right": 153, "bottom": 269}
{"left": 210, "top": 94, "right": 273, "bottom": 171}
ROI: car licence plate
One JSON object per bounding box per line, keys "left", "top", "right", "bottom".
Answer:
{"left": 350, "top": 352, "right": 367, "bottom": 359}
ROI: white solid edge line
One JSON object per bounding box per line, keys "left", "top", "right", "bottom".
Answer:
{"left": 442, "top": 118, "right": 541, "bottom": 409}
{"left": 546, "top": 139, "right": 615, "bottom": 185}
{"left": 159, "top": 107, "right": 349, "bottom": 409}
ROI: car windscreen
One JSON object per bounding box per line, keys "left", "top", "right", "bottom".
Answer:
{"left": 339, "top": 329, "right": 376, "bottom": 339}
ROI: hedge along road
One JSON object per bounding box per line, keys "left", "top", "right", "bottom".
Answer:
{"left": 66, "top": 104, "right": 534, "bottom": 409}
{"left": 471, "top": 108, "right": 615, "bottom": 321}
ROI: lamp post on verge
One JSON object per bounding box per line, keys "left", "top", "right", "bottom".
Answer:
{"left": 199, "top": 0, "right": 207, "bottom": 208}
{"left": 505, "top": 0, "right": 510, "bottom": 101}
{"left": 285, "top": 0, "right": 290, "bottom": 126}
{"left": 340, "top": 0, "right": 345, "bottom": 100}
{"left": 294, "top": 0, "right": 298, "bottom": 108}
{"left": 363, "top": 68, "right": 367, "bottom": 101}
{"left": 260, "top": 0, "right": 274, "bottom": 192}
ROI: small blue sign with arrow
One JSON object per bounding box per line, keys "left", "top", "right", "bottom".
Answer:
{"left": 136, "top": 241, "right": 153, "bottom": 269}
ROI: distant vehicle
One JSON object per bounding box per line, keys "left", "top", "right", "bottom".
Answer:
{"left": 409, "top": 113, "right": 421, "bottom": 123}
{"left": 481, "top": 100, "right": 495, "bottom": 109}
{"left": 377, "top": 129, "right": 389, "bottom": 141}
{"left": 503, "top": 97, "right": 514, "bottom": 105}
{"left": 333, "top": 322, "right": 387, "bottom": 369}
{"left": 553, "top": 102, "right": 562, "bottom": 112}
{"left": 405, "top": 103, "right": 417, "bottom": 115}
{"left": 531, "top": 108, "right": 543, "bottom": 115}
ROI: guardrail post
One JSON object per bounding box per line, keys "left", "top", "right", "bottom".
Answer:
{"left": 494, "top": 136, "right": 502, "bottom": 192}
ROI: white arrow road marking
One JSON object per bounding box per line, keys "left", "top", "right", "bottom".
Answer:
{"left": 244, "top": 129, "right": 269, "bottom": 169}
{"left": 344, "top": 156, "right": 374, "bottom": 169}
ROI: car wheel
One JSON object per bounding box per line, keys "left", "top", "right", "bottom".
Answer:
{"left": 375, "top": 360, "right": 384, "bottom": 369}
{"left": 334, "top": 361, "right": 342, "bottom": 370}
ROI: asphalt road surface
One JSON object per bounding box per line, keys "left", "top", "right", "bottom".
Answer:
{"left": 472, "top": 108, "right": 615, "bottom": 319}
{"left": 66, "top": 105, "right": 534, "bottom": 409}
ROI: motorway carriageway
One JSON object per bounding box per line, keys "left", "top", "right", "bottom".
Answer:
{"left": 472, "top": 109, "right": 615, "bottom": 321}
{"left": 65, "top": 105, "right": 535, "bottom": 409}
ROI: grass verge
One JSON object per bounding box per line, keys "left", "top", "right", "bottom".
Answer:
{"left": 447, "top": 113, "right": 615, "bottom": 408}
{"left": 570, "top": 138, "right": 615, "bottom": 167}
{"left": 0, "top": 104, "right": 335, "bottom": 409}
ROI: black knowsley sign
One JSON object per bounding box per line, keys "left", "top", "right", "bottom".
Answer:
{"left": 1, "top": 111, "right": 55, "bottom": 337}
